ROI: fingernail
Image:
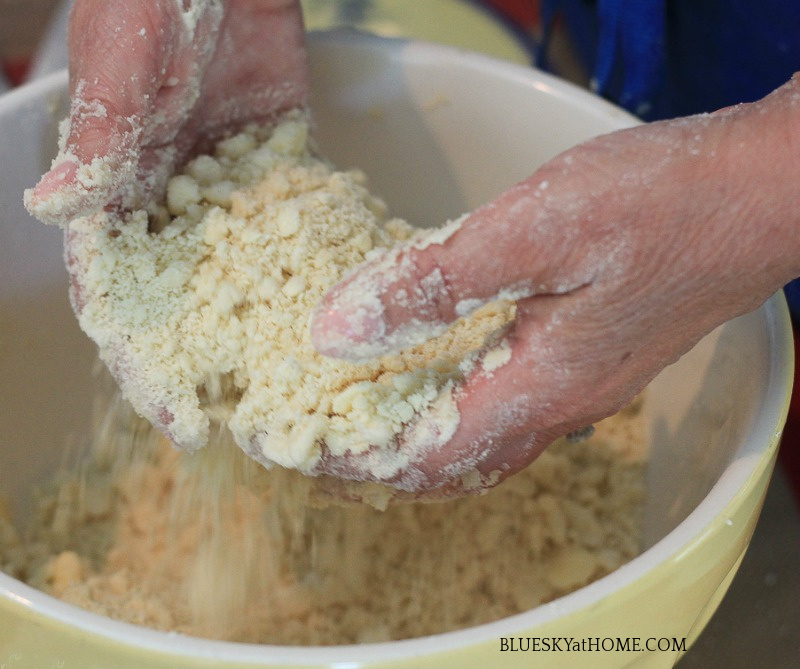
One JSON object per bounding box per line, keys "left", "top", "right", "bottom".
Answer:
{"left": 24, "top": 160, "right": 81, "bottom": 225}
{"left": 38, "top": 159, "right": 79, "bottom": 194}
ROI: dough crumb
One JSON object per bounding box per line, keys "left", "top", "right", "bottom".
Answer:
{"left": 0, "top": 382, "right": 649, "bottom": 645}
{"left": 66, "top": 114, "right": 513, "bottom": 482}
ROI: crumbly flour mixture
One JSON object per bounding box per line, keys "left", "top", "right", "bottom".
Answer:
{"left": 62, "top": 115, "right": 512, "bottom": 480}
{"left": 8, "top": 109, "right": 649, "bottom": 645}
{"left": 0, "top": 387, "right": 647, "bottom": 645}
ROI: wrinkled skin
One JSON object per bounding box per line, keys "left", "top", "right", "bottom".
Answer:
{"left": 27, "top": 0, "right": 308, "bottom": 450}
{"left": 25, "top": 0, "right": 800, "bottom": 499}
{"left": 27, "top": 0, "right": 308, "bottom": 221}
{"left": 311, "top": 78, "right": 800, "bottom": 495}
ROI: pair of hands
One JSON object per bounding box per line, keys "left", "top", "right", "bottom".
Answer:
{"left": 27, "top": 0, "right": 800, "bottom": 497}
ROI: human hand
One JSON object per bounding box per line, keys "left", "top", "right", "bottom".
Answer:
{"left": 311, "top": 77, "right": 800, "bottom": 496}
{"left": 24, "top": 0, "right": 307, "bottom": 451}
{"left": 25, "top": 0, "right": 308, "bottom": 225}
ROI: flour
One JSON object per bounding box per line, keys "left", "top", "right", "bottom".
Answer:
{"left": 176, "top": 0, "right": 223, "bottom": 33}
{"left": 53, "top": 115, "right": 513, "bottom": 482}
{"left": 23, "top": 0, "right": 224, "bottom": 226}
{"left": 480, "top": 340, "right": 513, "bottom": 374}
{"left": 0, "top": 387, "right": 649, "bottom": 645}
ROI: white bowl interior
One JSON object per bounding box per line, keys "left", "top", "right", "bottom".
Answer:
{"left": 0, "top": 31, "right": 792, "bottom": 661}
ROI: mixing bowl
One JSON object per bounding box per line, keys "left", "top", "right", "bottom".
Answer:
{"left": 0, "top": 31, "right": 794, "bottom": 669}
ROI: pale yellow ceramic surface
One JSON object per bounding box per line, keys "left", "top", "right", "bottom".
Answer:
{"left": 0, "top": 32, "right": 794, "bottom": 669}
{"left": 300, "top": 0, "right": 533, "bottom": 65}
{"left": 0, "top": 407, "right": 789, "bottom": 669}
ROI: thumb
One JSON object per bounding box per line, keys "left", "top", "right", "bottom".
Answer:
{"left": 24, "top": 0, "right": 218, "bottom": 225}
{"left": 25, "top": 83, "right": 144, "bottom": 226}
{"left": 311, "top": 177, "right": 594, "bottom": 360}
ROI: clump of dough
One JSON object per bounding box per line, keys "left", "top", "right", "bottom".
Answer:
{"left": 0, "top": 389, "right": 648, "bottom": 644}
{"left": 66, "top": 114, "right": 512, "bottom": 478}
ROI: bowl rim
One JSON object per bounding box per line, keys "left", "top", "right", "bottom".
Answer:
{"left": 1, "top": 32, "right": 795, "bottom": 665}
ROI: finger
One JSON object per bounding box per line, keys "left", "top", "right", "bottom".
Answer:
{"left": 27, "top": 2, "right": 166, "bottom": 223}
{"left": 307, "top": 398, "right": 543, "bottom": 499}
{"left": 389, "top": 293, "right": 645, "bottom": 492}
{"left": 104, "top": 339, "right": 210, "bottom": 452}
{"left": 25, "top": 0, "right": 223, "bottom": 225}
{"left": 64, "top": 219, "right": 210, "bottom": 451}
{"left": 311, "top": 175, "right": 605, "bottom": 361}
{"left": 307, "top": 467, "right": 504, "bottom": 507}
{"left": 195, "top": 0, "right": 309, "bottom": 139}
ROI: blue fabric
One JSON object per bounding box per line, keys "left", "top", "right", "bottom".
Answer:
{"left": 592, "top": 0, "right": 666, "bottom": 116}
{"left": 539, "top": 0, "right": 800, "bottom": 119}
{"left": 538, "top": 0, "right": 800, "bottom": 322}
{"left": 786, "top": 279, "right": 800, "bottom": 324}
{"left": 653, "top": 0, "right": 800, "bottom": 119}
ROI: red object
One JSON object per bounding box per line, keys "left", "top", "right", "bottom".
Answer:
{"left": 485, "top": 0, "right": 541, "bottom": 30}
{"left": 2, "top": 58, "right": 31, "bottom": 86}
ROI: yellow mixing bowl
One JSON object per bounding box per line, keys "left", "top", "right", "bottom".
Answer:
{"left": 0, "top": 32, "right": 793, "bottom": 669}
{"left": 299, "top": 0, "right": 535, "bottom": 65}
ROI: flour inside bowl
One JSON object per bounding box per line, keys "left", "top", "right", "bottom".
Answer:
{"left": 0, "top": 382, "right": 648, "bottom": 644}
{"left": 61, "top": 114, "right": 513, "bottom": 484}
{"left": 2, "top": 113, "right": 651, "bottom": 644}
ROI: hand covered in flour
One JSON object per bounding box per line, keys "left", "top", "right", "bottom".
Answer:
{"left": 25, "top": 0, "right": 307, "bottom": 225}
{"left": 311, "top": 75, "right": 800, "bottom": 497}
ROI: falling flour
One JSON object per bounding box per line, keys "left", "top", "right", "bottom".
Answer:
{"left": 59, "top": 115, "right": 513, "bottom": 481}
{"left": 0, "top": 385, "right": 648, "bottom": 644}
